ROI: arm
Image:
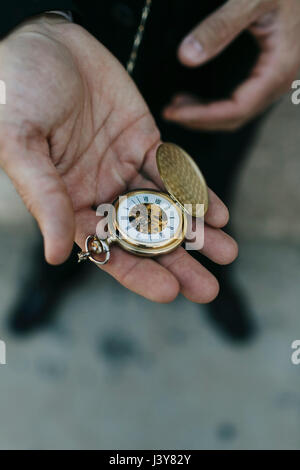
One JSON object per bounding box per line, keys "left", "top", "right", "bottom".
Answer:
{"left": 0, "top": 13, "right": 237, "bottom": 303}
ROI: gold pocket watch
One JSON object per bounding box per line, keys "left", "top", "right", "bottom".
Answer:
{"left": 78, "top": 143, "right": 209, "bottom": 266}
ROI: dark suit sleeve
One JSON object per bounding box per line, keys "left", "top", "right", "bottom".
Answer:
{"left": 0, "top": 1, "right": 81, "bottom": 39}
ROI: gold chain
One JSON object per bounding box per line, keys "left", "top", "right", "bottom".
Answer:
{"left": 126, "top": 0, "right": 152, "bottom": 75}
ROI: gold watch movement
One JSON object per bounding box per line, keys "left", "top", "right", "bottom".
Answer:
{"left": 78, "top": 143, "right": 209, "bottom": 265}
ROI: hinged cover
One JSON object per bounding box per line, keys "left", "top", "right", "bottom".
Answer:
{"left": 156, "top": 143, "right": 209, "bottom": 217}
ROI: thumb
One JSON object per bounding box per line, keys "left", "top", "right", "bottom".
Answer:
{"left": 0, "top": 132, "right": 75, "bottom": 265}
{"left": 178, "top": 0, "right": 272, "bottom": 67}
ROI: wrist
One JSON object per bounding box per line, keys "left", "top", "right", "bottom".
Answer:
{"left": 46, "top": 11, "right": 73, "bottom": 22}
{"left": 2, "top": 13, "right": 71, "bottom": 43}
{"left": 19, "top": 12, "right": 71, "bottom": 28}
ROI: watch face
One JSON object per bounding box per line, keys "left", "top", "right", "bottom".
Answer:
{"left": 110, "top": 190, "right": 185, "bottom": 255}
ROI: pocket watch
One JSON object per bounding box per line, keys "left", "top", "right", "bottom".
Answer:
{"left": 78, "top": 143, "right": 209, "bottom": 266}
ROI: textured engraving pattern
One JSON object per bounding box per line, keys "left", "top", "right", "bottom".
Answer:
{"left": 156, "top": 143, "right": 209, "bottom": 217}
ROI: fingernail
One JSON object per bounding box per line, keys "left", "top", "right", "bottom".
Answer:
{"left": 163, "top": 108, "right": 178, "bottom": 120}
{"left": 163, "top": 108, "right": 173, "bottom": 118}
{"left": 253, "top": 11, "right": 276, "bottom": 31}
{"left": 179, "top": 35, "right": 205, "bottom": 64}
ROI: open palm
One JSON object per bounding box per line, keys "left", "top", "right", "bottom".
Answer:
{"left": 0, "top": 17, "right": 237, "bottom": 303}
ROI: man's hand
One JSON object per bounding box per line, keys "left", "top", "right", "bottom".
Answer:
{"left": 0, "top": 16, "right": 237, "bottom": 303}
{"left": 163, "top": 0, "right": 300, "bottom": 131}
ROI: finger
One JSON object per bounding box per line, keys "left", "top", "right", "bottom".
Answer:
{"left": 158, "top": 247, "right": 219, "bottom": 304}
{"left": 164, "top": 98, "right": 243, "bottom": 130}
{"left": 142, "top": 147, "right": 229, "bottom": 227}
{"left": 160, "top": 225, "right": 237, "bottom": 302}
{"left": 0, "top": 132, "right": 75, "bottom": 264}
{"left": 75, "top": 209, "right": 180, "bottom": 303}
{"left": 205, "top": 189, "right": 229, "bottom": 228}
{"left": 164, "top": 76, "right": 275, "bottom": 130}
{"left": 142, "top": 142, "right": 165, "bottom": 189}
{"left": 168, "top": 94, "right": 200, "bottom": 107}
{"left": 200, "top": 225, "right": 238, "bottom": 265}
{"left": 178, "top": 0, "right": 274, "bottom": 67}
{"left": 128, "top": 173, "right": 158, "bottom": 191}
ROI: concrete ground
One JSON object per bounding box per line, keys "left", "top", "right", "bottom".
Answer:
{"left": 0, "top": 91, "right": 300, "bottom": 450}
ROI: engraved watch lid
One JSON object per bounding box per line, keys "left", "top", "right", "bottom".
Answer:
{"left": 156, "top": 143, "right": 209, "bottom": 217}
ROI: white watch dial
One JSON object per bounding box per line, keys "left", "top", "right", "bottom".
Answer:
{"left": 116, "top": 192, "right": 181, "bottom": 245}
